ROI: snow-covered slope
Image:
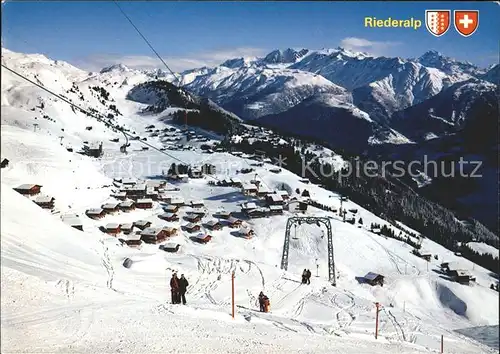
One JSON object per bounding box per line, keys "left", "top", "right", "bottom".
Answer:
{"left": 2, "top": 49, "right": 498, "bottom": 353}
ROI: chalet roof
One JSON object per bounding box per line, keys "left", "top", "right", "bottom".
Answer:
{"left": 86, "top": 208, "right": 104, "bottom": 215}
{"left": 146, "top": 180, "right": 164, "bottom": 187}
{"left": 456, "top": 270, "right": 471, "bottom": 277}
{"left": 163, "top": 243, "right": 180, "bottom": 249}
{"left": 231, "top": 177, "right": 242, "bottom": 184}
{"left": 258, "top": 185, "right": 271, "bottom": 193}
{"left": 186, "top": 213, "right": 201, "bottom": 220}
{"left": 161, "top": 212, "right": 176, "bottom": 218}
{"left": 177, "top": 174, "right": 189, "bottom": 178}
{"left": 162, "top": 226, "right": 176, "bottom": 233}
{"left": 35, "top": 195, "right": 54, "bottom": 203}
{"left": 141, "top": 227, "right": 162, "bottom": 236}
{"left": 242, "top": 202, "right": 257, "bottom": 210}
{"left": 269, "top": 205, "right": 283, "bottom": 211}
{"left": 120, "top": 223, "right": 134, "bottom": 230}
{"left": 227, "top": 216, "right": 241, "bottom": 224}
{"left": 239, "top": 226, "right": 252, "bottom": 234}
{"left": 277, "top": 190, "right": 289, "bottom": 197}
{"left": 185, "top": 222, "right": 198, "bottom": 229}
{"left": 364, "top": 272, "right": 384, "bottom": 281}
{"left": 62, "top": 215, "right": 82, "bottom": 226}
{"left": 119, "top": 200, "right": 135, "bottom": 207}
{"left": 268, "top": 194, "right": 283, "bottom": 202}
{"left": 126, "top": 233, "right": 142, "bottom": 241}
{"left": 88, "top": 142, "right": 101, "bottom": 150}
{"left": 136, "top": 198, "right": 153, "bottom": 204}
{"left": 163, "top": 205, "right": 178, "bottom": 211}
{"left": 102, "top": 202, "right": 120, "bottom": 209}
{"left": 243, "top": 184, "right": 258, "bottom": 190}
{"left": 106, "top": 223, "right": 120, "bottom": 229}
{"left": 194, "top": 233, "right": 209, "bottom": 239}
{"left": 216, "top": 210, "right": 231, "bottom": 216}
{"left": 191, "top": 200, "right": 204, "bottom": 206}
{"left": 135, "top": 220, "right": 151, "bottom": 227}
{"left": 15, "top": 184, "right": 41, "bottom": 190}
{"left": 122, "top": 178, "right": 136, "bottom": 185}
{"left": 206, "top": 219, "right": 221, "bottom": 227}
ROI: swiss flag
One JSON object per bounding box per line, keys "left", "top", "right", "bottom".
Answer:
{"left": 454, "top": 10, "right": 479, "bottom": 37}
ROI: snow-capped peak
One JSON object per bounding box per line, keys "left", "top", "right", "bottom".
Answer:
{"left": 262, "top": 48, "right": 309, "bottom": 64}
{"left": 220, "top": 57, "right": 259, "bottom": 69}
{"left": 99, "top": 63, "right": 131, "bottom": 74}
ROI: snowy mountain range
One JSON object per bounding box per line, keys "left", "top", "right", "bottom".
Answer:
{"left": 181, "top": 47, "right": 497, "bottom": 150}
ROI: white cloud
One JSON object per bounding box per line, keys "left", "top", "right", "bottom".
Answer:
{"left": 74, "top": 47, "right": 267, "bottom": 73}
{"left": 339, "top": 37, "right": 401, "bottom": 56}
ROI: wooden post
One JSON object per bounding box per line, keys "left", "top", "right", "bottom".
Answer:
{"left": 231, "top": 271, "right": 235, "bottom": 319}
{"left": 375, "top": 302, "right": 380, "bottom": 339}
{"left": 440, "top": 334, "right": 443, "bottom": 353}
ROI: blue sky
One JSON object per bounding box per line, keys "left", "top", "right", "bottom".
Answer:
{"left": 2, "top": 1, "right": 499, "bottom": 71}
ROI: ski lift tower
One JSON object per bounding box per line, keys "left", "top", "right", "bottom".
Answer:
{"left": 281, "top": 216, "right": 336, "bottom": 286}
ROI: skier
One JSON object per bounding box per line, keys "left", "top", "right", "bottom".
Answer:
{"left": 178, "top": 274, "right": 189, "bottom": 305}
{"left": 170, "top": 273, "right": 180, "bottom": 304}
{"left": 302, "top": 269, "right": 307, "bottom": 284}
{"left": 306, "top": 269, "right": 312, "bottom": 285}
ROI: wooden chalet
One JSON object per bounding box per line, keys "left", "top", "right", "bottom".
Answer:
{"left": 120, "top": 223, "right": 134, "bottom": 235}
{"left": 158, "top": 212, "right": 179, "bottom": 222}
{"left": 257, "top": 185, "right": 271, "bottom": 197}
{"left": 102, "top": 202, "right": 120, "bottom": 214}
{"left": 121, "top": 184, "right": 147, "bottom": 198}
{"left": 105, "top": 223, "right": 121, "bottom": 235}
{"left": 363, "top": 272, "right": 385, "bottom": 286}
{"left": 277, "top": 190, "right": 290, "bottom": 200}
{"left": 162, "top": 204, "right": 179, "bottom": 213}
{"left": 247, "top": 208, "right": 269, "bottom": 219}
{"left": 34, "top": 195, "right": 55, "bottom": 209}
{"left": 135, "top": 198, "right": 153, "bottom": 209}
{"left": 205, "top": 219, "right": 223, "bottom": 231}
{"left": 184, "top": 223, "right": 201, "bottom": 233}
{"left": 190, "top": 200, "right": 205, "bottom": 208}
{"left": 193, "top": 233, "right": 212, "bottom": 244}
{"left": 86, "top": 208, "right": 106, "bottom": 219}
{"left": 241, "top": 202, "right": 258, "bottom": 212}
{"left": 420, "top": 253, "right": 432, "bottom": 262}
{"left": 122, "top": 178, "right": 136, "bottom": 185}
{"left": 118, "top": 200, "right": 135, "bottom": 212}
{"left": 449, "top": 270, "right": 475, "bottom": 284}
{"left": 185, "top": 213, "right": 202, "bottom": 223}
{"left": 146, "top": 180, "right": 165, "bottom": 191}
{"left": 227, "top": 217, "right": 243, "bottom": 228}
{"left": 242, "top": 184, "right": 258, "bottom": 196}
{"left": 230, "top": 178, "right": 243, "bottom": 187}
{"left": 170, "top": 197, "right": 185, "bottom": 206}
{"left": 124, "top": 233, "right": 142, "bottom": 247}
{"left": 14, "top": 184, "right": 42, "bottom": 195}
{"left": 134, "top": 220, "right": 152, "bottom": 230}
{"left": 162, "top": 226, "right": 178, "bottom": 237}
{"left": 266, "top": 194, "right": 284, "bottom": 206}
{"left": 140, "top": 227, "right": 168, "bottom": 244}
{"left": 160, "top": 243, "right": 181, "bottom": 253}
{"left": 112, "top": 192, "right": 127, "bottom": 200}
{"left": 269, "top": 205, "right": 284, "bottom": 215}
{"left": 146, "top": 188, "right": 159, "bottom": 201}
{"left": 239, "top": 226, "right": 254, "bottom": 239}
{"left": 62, "top": 214, "right": 83, "bottom": 231}
{"left": 214, "top": 210, "right": 232, "bottom": 219}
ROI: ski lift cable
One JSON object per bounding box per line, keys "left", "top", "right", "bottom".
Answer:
{"left": 1, "top": 63, "right": 223, "bottom": 182}
{"left": 113, "top": 1, "right": 182, "bottom": 88}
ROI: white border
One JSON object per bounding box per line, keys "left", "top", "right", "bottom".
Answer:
{"left": 453, "top": 10, "right": 479, "bottom": 37}
{"left": 425, "top": 9, "right": 451, "bottom": 37}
